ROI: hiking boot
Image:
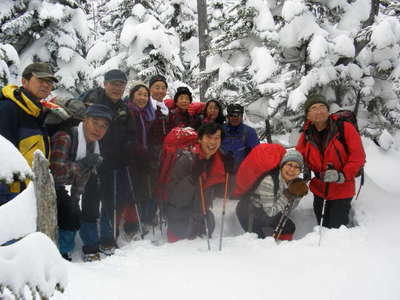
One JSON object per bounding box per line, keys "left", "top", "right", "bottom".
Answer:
{"left": 99, "top": 245, "right": 116, "bottom": 256}
{"left": 61, "top": 252, "right": 72, "bottom": 262}
{"left": 83, "top": 252, "right": 101, "bottom": 262}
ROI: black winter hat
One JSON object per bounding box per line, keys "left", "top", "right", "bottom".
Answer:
{"left": 304, "top": 94, "right": 329, "bottom": 114}
{"left": 86, "top": 104, "right": 114, "bottom": 122}
{"left": 174, "top": 86, "right": 193, "bottom": 103}
{"left": 227, "top": 104, "right": 244, "bottom": 116}
{"left": 149, "top": 74, "right": 168, "bottom": 88}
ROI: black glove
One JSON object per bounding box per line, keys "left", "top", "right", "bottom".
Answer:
{"left": 77, "top": 153, "right": 103, "bottom": 169}
{"left": 223, "top": 151, "right": 235, "bottom": 174}
{"left": 323, "top": 169, "right": 345, "bottom": 183}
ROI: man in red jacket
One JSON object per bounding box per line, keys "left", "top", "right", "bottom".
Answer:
{"left": 296, "top": 94, "right": 365, "bottom": 228}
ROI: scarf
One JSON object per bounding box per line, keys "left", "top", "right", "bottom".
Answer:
{"left": 151, "top": 97, "right": 169, "bottom": 116}
{"left": 76, "top": 122, "right": 100, "bottom": 160}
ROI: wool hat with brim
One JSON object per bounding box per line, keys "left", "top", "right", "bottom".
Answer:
{"left": 149, "top": 74, "right": 168, "bottom": 88}
{"left": 174, "top": 86, "right": 192, "bottom": 103}
{"left": 280, "top": 149, "right": 304, "bottom": 171}
{"left": 304, "top": 94, "right": 329, "bottom": 114}
{"left": 104, "top": 69, "right": 127, "bottom": 83}
{"left": 86, "top": 104, "right": 114, "bottom": 122}
{"left": 22, "top": 63, "right": 59, "bottom": 83}
{"left": 45, "top": 98, "right": 87, "bottom": 125}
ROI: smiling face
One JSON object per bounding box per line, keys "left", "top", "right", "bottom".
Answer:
{"left": 176, "top": 94, "right": 191, "bottom": 110}
{"left": 104, "top": 80, "right": 127, "bottom": 102}
{"left": 132, "top": 86, "right": 149, "bottom": 109}
{"left": 22, "top": 76, "right": 54, "bottom": 99}
{"left": 206, "top": 101, "right": 220, "bottom": 120}
{"left": 83, "top": 116, "right": 110, "bottom": 143}
{"left": 280, "top": 161, "right": 301, "bottom": 183}
{"left": 198, "top": 129, "right": 222, "bottom": 159}
{"left": 150, "top": 81, "right": 167, "bottom": 102}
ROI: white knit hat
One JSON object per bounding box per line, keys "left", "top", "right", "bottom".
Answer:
{"left": 280, "top": 149, "right": 304, "bottom": 170}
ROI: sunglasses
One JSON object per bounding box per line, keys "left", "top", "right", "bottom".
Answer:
{"left": 228, "top": 113, "right": 242, "bottom": 118}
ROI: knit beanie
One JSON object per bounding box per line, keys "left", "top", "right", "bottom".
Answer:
{"left": 304, "top": 94, "right": 329, "bottom": 114}
{"left": 280, "top": 150, "right": 304, "bottom": 171}
{"left": 174, "top": 86, "right": 193, "bottom": 103}
{"left": 149, "top": 74, "right": 168, "bottom": 89}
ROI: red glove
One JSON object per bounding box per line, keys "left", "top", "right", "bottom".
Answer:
{"left": 164, "top": 98, "right": 175, "bottom": 109}
{"left": 188, "top": 102, "right": 206, "bottom": 116}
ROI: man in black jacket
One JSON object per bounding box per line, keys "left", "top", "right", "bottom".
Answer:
{"left": 80, "top": 69, "right": 136, "bottom": 256}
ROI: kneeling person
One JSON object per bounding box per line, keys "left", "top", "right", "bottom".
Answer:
{"left": 50, "top": 104, "right": 113, "bottom": 261}
{"left": 166, "top": 122, "right": 225, "bottom": 243}
{"left": 235, "top": 148, "right": 308, "bottom": 241}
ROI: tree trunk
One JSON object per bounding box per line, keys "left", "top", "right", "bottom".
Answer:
{"left": 197, "top": 0, "right": 209, "bottom": 102}
{"left": 32, "top": 151, "right": 58, "bottom": 244}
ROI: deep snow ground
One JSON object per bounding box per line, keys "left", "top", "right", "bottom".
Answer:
{"left": 53, "top": 139, "right": 400, "bottom": 300}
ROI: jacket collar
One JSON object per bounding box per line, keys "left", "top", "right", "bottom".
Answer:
{"left": 2, "top": 85, "right": 41, "bottom": 118}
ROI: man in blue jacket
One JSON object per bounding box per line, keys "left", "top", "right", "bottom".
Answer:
{"left": 221, "top": 104, "right": 259, "bottom": 174}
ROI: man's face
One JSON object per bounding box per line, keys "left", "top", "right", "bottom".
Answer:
{"left": 104, "top": 80, "right": 127, "bottom": 102}
{"left": 306, "top": 103, "right": 329, "bottom": 125}
{"left": 150, "top": 81, "right": 167, "bottom": 102}
{"left": 198, "top": 129, "right": 222, "bottom": 159}
{"left": 22, "top": 76, "right": 54, "bottom": 99}
{"left": 83, "top": 116, "right": 110, "bottom": 143}
{"left": 227, "top": 113, "right": 243, "bottom": 127}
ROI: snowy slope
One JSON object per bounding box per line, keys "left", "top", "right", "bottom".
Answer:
{"left": 51, "top": 139, "right": 400, "bottom": 300}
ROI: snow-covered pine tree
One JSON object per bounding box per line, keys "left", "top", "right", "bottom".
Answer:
{"left": 0, "top": 0, "right": 92, "bottom": 98}
{"left": 206, "top": 0, "right": 400, "bottom": 141}
{"left": 0, "top": 44, "right": 19, "bottom": 86}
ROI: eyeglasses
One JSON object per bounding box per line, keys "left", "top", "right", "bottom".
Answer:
{"left": 308, "top": 105, "right": 328, "bottom": 113}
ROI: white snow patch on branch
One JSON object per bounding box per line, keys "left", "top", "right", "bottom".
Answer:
{"left": 249, "top": 47, "right": 277, "bottom": 83}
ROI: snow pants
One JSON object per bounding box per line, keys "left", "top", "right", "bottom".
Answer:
{"left": 236, "top": 199, "right": 295, "bottom": 240}
{"left": 313, "top": 195, "right": 352, "bottom": 229}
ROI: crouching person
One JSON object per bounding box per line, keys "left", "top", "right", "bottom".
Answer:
{"left": 50, "top": 104, "right": 113, "bottom": 261}
{"left": 233, "top": 145, "right": 308, "bottom": 241}
{"left": 166, "top": 122, "right": 225, "bottom": 243}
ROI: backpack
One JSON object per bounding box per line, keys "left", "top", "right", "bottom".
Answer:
{"left": 331, "top": 109, "right": 365, "bottom": 198}
{"left": 233, "top": 143, "right": 286, "bottom": 198}
{"left": 157, "top": 127, "right": 198, "bottom": 201}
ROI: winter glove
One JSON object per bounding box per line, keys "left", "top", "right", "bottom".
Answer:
{"left": 188, "top": 102, "right": 206, "bottom": 116}
{"left": 222, "top": 151, "right": 235, "bottom": 174}
{"left": 287, "top": 178, "right": 309, "bottom": 197}
{"left": 323, "top": 169, "right": 345, "bottom": 184}
{"left": 77, "top": 153, "right": 103, "bottom": 170}
{"left": 283, "top": 189, "right": 297, "bottom": 204}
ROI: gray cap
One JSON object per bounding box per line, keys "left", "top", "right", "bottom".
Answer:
{"left": 280, "top": 149, "right": 304, "bottom": 171}
{"left": 45, "top": 98, "right": 87, "bottom": 125}
{"left": 104, "top": 69, "right": 127, "bottom": 83}
{"left": 22, "top": 63, "right": 59, "bottom": 83}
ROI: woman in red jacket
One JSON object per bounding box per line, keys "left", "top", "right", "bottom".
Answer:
{"left": 296, "top": 94, "right": 365, "bottom": 229}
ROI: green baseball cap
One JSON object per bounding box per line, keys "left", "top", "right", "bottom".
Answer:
{"left": 22, "top": 63, "right": 59, "bottom": 83}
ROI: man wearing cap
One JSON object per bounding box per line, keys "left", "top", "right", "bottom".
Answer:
{"left": 50, "top": 104, "right": 113, "bottom": 261}
{"left": 0, "top": 62, "right": 58, "bottom": 205}
{"left": 221, "top": 103, "right": 259, "bottom": 174}
{"left": 80, "top": 69, "right": 135, "bottom": 256}
{"left": 296, "top": 94, "right": 365, "bottom": 229}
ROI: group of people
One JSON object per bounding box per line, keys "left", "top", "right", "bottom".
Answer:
{"left": 0, "top": 62, "right": 365, "bottom": 262}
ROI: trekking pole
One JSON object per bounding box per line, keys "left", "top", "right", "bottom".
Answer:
{"left": 318, "top": 164, "right": 332, "bottom": 246}
{"left": 126, "top": 166, "right": 145, "bottom": 239}
{"left": 146, "top": 174, "right": 156, "bottom": 237}
{"left": 199, "top": 176, "right": 211, "bottom": 251}
{"left": 113, "top": 170, "right": 117, "bottom": 241}
{"left": 272, "top": 201, "right": 293, "bottom": 240}
{"left": 218, "top": 172, "right": 229, "bottom": 251}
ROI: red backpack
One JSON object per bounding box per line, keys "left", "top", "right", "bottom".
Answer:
{"left": 157, "top": 127, "right": 198, "bottom": 201}
{"left": 233, "top": 143, "right": 286, "bottom": 198}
